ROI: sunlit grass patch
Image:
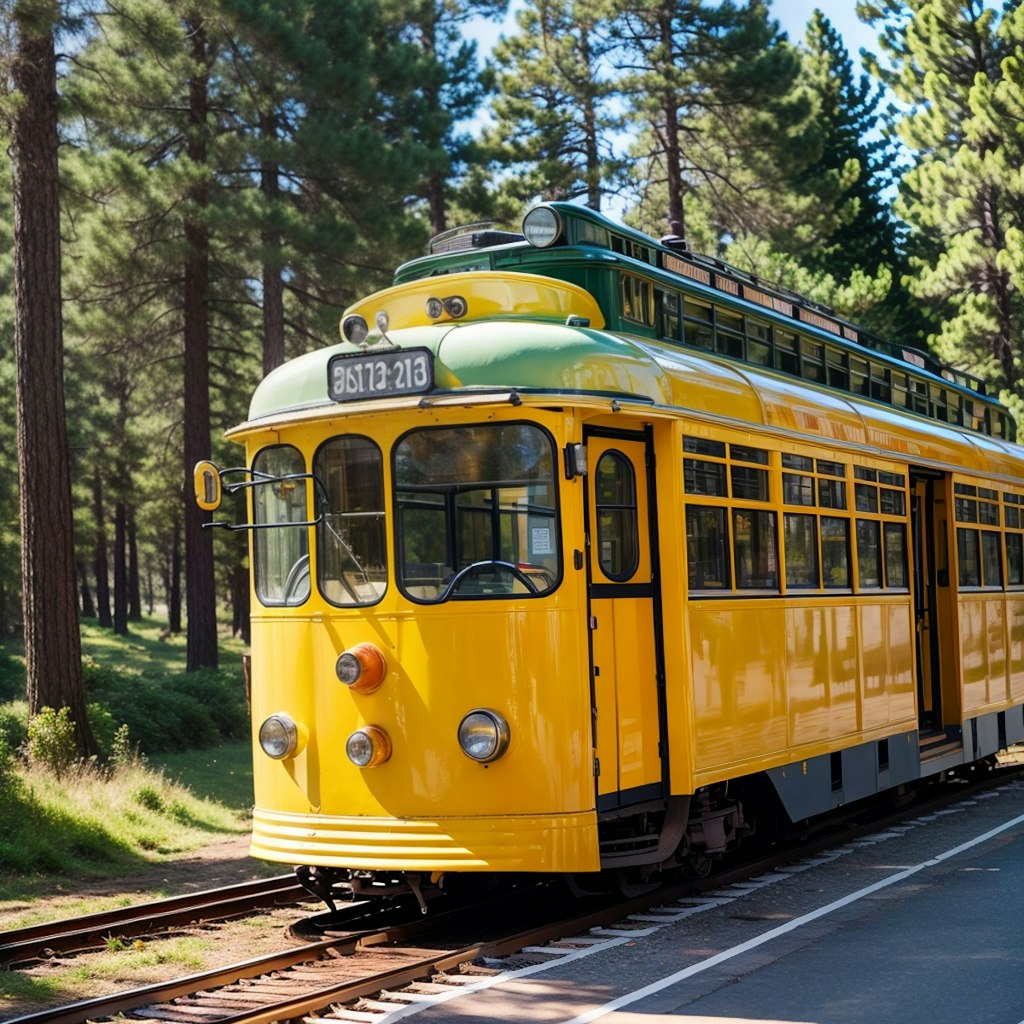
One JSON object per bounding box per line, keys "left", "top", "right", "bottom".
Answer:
{"left": 26, "top": 760, "right": 246, "bottom": 853}
{"left": 61, "top": 934, "right": 217, "bottom": 978}
{"left": 0, "top": 756, "right": 247, "bottom": 897}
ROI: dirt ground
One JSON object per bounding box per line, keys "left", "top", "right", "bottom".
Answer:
{"left": 0, "top": 836, "right": 325, "bottom": 1019}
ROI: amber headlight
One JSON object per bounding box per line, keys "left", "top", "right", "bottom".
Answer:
{"left": 457, "top": 709, "right": 510, "bottom": 763}
{"left": 336, "top": 642, "right": 387, "bottom": 694}
{"left": 259, "top": 713, "right": 299, "bottom": 760}
{"left": 346, "top": 725, "right": 392, "bottom": 768}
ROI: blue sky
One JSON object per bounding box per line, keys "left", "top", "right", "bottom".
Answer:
{"left": 772, "top": 1, "right": 878, "bottom": 60}
{"left": 475, "top": 3, "right": 881, "bottom": 68}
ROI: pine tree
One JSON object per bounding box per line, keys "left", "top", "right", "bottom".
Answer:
{"left": 485, "top": 0, "right": 624, "bottom": 211}
{"left": 217, "top": 0, "right": 431, "bottom": 370}
{"left": 615, "top": 0, "right": 814, "bottom": 239}
{"left": 389, "top": 0, "right": 507, "bottom": 235}
{"left": 860, "top": 0, "right": 1024, "bottom": 411}
{"left": 1, "top": 0, "right": 96, "bottom": 754}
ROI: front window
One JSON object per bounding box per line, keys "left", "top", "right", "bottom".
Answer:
{"left": 315, "top": 436, "right": 387, "bottom": 605}
{"left": 395, "top": 423, "right": 559, "bottom": 601}
{"left": 253, "top": 445, "right": 310, "bottom": 605}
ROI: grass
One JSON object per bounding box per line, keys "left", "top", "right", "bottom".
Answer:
{"left": 0, "top": 616, "right": 256, "bottom": 885}
{"left": 0, "top": 934, "right": 221, "bottom": 1010}
{"left": 0, "top": 756, "right": 249, "bottom": 899}
{"left": 152, "top": 741, "right": 255, "bottom": 813}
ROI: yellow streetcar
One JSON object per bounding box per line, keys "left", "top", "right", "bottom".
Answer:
{"left": 196, "top": 202, "right": 1024, "bottom": 909}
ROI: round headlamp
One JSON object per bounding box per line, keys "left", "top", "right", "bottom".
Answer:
{"left": 336, "top": 642, "right": 387, "bottom": 694}
{"left": 522, "top": 206, "right": 563, "bottom": 248}
{"left": 259, "top": 713, "right": 299, "bottom": 760}
{"left": 457, "top": 709, "right": 511, "bottom": 763}
{"left": 342, "top": 314, "right": 368, "bottom": 344}
{"left": 346, "top": 725, "right": 392, "bottom": 768}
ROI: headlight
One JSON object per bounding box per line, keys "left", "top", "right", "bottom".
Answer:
{"left": 457, "top": 709, "right": 510, "bottom": 763}
{"left": 335, "top": 642, "right": 387, "bottom": 694}
{"left": 522, "top": 206, "right": 562, "bottom": 247}
{"left": 259, "top": 713, "right": 299, "bottom": 760}
{"left": 341, "top": 314, "right": 368, "bottom": 344}
{"left": 346, "top": 725, "right": 392, "bottom": 768}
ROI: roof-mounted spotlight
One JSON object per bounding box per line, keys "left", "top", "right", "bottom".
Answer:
{"left": 342, "top": 314, "right": 369, "bottom": 347}
{"left": 522, "top": 206, "right": 563, "bottom": 248}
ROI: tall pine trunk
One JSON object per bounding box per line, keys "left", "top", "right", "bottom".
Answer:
{"left": 113, "top": 499, "right": 127, "bottom": 635}
{"left": 183, "top": 15, "right": 218, "bottom": 670}
{"left": 92, "top": 468, "right": 112, "bottom": 627}
{"left": 260, "top": 111, "right": 285, "bottom": 376}
{"left": 128, "top": 512, "right": 141, "bottom": 620}
{"left": 10, "top": 2, "right": 96, "bottom": 756}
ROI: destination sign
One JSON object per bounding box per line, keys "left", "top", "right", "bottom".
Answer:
{"left": 328, "top": 347, "right": 434, "bottom": 403}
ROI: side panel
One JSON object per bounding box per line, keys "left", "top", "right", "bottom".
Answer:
{"left": 688, "top": 597, "right": 916, "bottom": 782}
{"left": 1010, "top": 597, "right": 1024, "bottom": 703}
{"left": 960, "top": 594, "right": 1011, "bottom": 714}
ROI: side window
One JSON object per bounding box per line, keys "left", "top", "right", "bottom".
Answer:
{"left": 781, "top": 454, "right": 850, "bottom": 590}
{"left": 822, "top": 516, "right": 851, "bottom": 588}
{"left": 733, "top": 509, "right": 778, "bottom": 589}
{"left": 596, "top": 450, "right": 639, "bottom": 581}
{"left": 687, "top": 506, "right": 729, "bottom": 589}
{"left": 622, "top": 274, "right": 653, "bottom": 325}
{"left": 1006, "top": 493, "right": 1024, "bottom": 587}
{"left": 253, "top": 445, "right": 310, "bottom": 606}
{"left": 682, "top": 435, "right": 777, "bottom": 593}
{"left": 853, "top": 466, "right": 908, "bottom": 590}
{"left": 857, "top": 519, "right": 882, "bottom": 588}
{"left": 955, "top": 482, "right": 1001, "bottom": 589}
{"left": 784, "top": 513, "right": 818, "bottom": 588}
{"left": 957, "top": 527, "right": 981, "bottom": 588}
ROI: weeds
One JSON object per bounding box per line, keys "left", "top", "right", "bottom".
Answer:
{"left": 0, "top": 755, "right": 246, "bottom": 877}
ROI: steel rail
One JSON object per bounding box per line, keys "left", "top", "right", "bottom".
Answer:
{"left": 0, "top": 874, "right": 308, "bottom": 964}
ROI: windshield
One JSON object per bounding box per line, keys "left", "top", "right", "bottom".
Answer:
{"left": 252, "top": 445, "right": 311, "bottom": 605}
{"left": 394, "top": 423, "right": 560, "bottom": 601}
{"left": 314, "top": 436, "right": 387, "bottom": 605}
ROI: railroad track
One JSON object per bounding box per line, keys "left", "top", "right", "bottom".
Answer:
{"left": 0, "top": 874, "right": 309, "bottom": 965}
{"left": 8, "top": 763, "right": 1023, "bottom": 1024}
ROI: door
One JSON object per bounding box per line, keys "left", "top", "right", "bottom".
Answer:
{"left": 585, "top": 427, "right": 666, "bottom": 811}
{"left": 911, "top": 469, "right": 960, "bottom": 742}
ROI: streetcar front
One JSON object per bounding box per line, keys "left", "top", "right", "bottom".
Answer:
{"left": 199, "top": 325, "right": 601, "bottom": 909}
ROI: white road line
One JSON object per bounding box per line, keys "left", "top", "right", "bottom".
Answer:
{"left": 561, "top": 809, "right": 1024, "bottom": 1024}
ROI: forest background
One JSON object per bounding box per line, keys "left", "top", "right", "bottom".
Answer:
{"left": 2, "top": 0, "right": 1024, "bottom": 753}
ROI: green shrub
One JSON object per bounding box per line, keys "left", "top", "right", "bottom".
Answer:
{"left": 0, "top": 651, "right": 25, "bottom": 702}
{"left": 0, "top": 701, "right": 28, "bottom": 752}
{"left": 26, "top": 706, "right": 78, "bottom": 774}
{"left": 134, "top": 784, "right": 165, "bottom": 812}
{"left": 110, "top": 723, "right": 138, "bottom": 768}
{"left": 86, "top": 702, "right": 119, "bottom": 757}
{"left": 83, "top": 662, "right": 248, "bottom": 755}
{"left": 0, "top": 734, "right": 21, "bottom": 797}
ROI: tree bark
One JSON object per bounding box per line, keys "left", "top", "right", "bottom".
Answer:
{"left": 169, "top": 517, "right": 183, "bottom": 635}
{"left": 128, "top": 511, "right": 141, "bottom": 620}
{"left": 9, "top": 2, "right": 96, "bottom": 756}
{"left": 260, "top": 111, "right": 286, "bottom": 375}
{"left": 113, "top": 499, "right": 127, "bottom": 635}
{"left": 92, "top": 468, "right": 112, "bottom": 627}
{"left": 183, "top": 14, "right": 218, "bottom": 670}
{"left": 78, "top": 561, "right": 95, "bottom": 619}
